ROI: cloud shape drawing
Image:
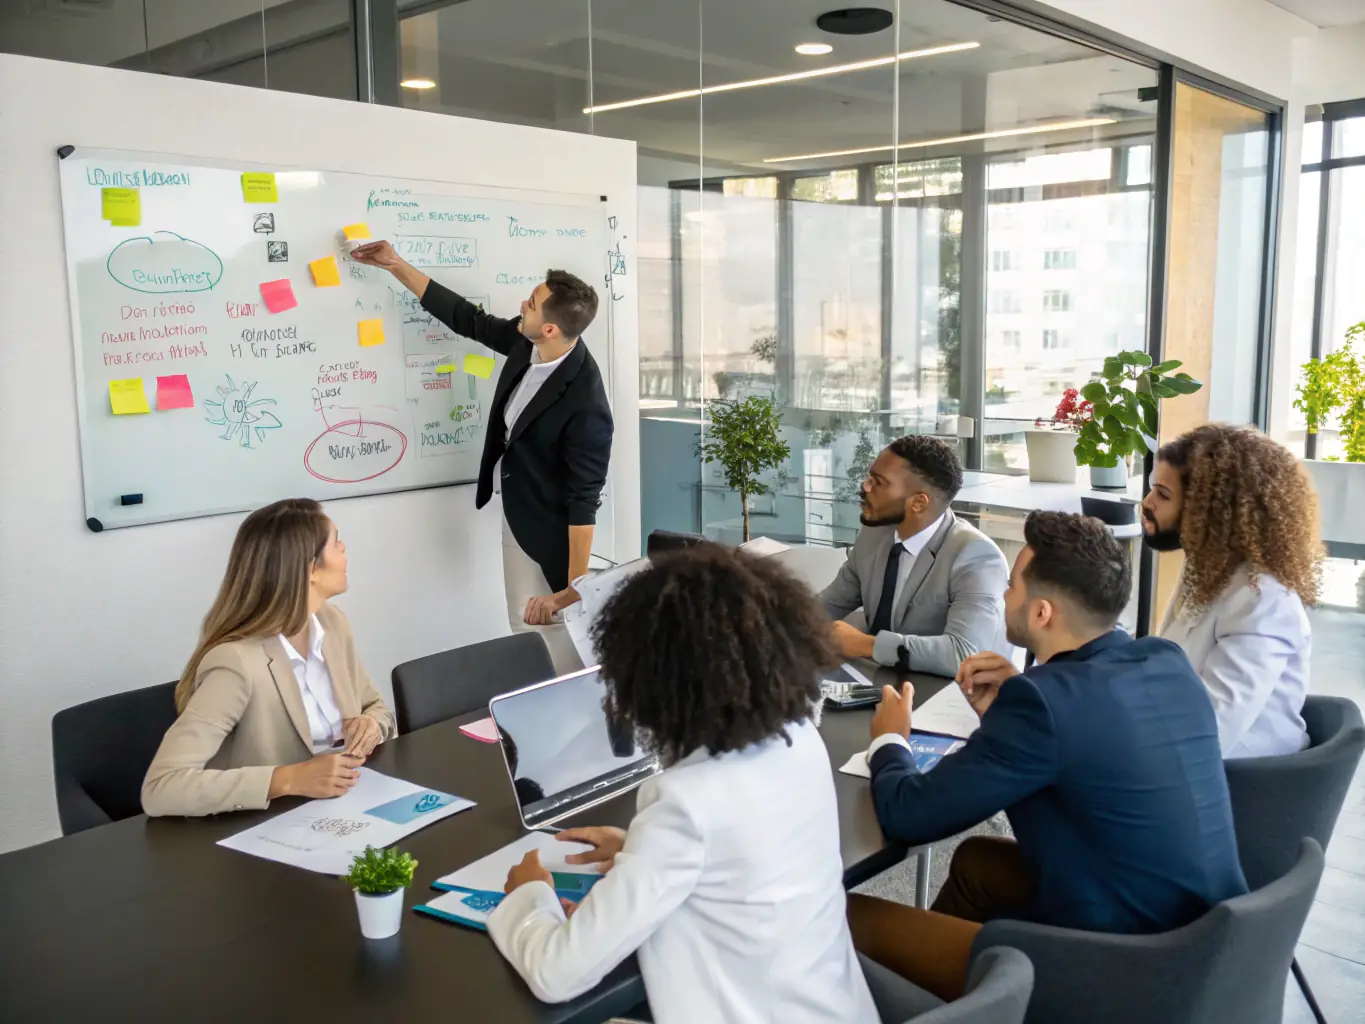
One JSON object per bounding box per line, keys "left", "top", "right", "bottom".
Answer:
{"left": 106, "top": 231, "right": 224, "bottom": 294}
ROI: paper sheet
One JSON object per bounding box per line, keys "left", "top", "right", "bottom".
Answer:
{"left": 912, "top": 684, "right": 980, "bottom": 739}
{"left": 463, "top": 352, "right": 495, "bottom": 379}
{"left": 839, "top": 735, "right": 967, "bottom": 779}
{"left": 309, "top": 256, "right": 341, "bottom": 287}
{"left": 433, "top": 830, "right": 599, "bottom": 894}
{"left": 108, "top": 378, "right": 149, "bottom": 415}
{"left": 101, "top": 187, "right": 141, "bottom": 226}
{"left": 459, "top": 717, "right": 500, "bottom": 743}
{"left": 241, "top": 172, "right": 278, "bottom": 203}
{"left": 259, "top": 279, "right": 297, "bottom": 313}
{"left": 357, "top": 318, "right": 385, "bottom": 347}
{"left": 217, "top": 769, "right": 474, "bottom": 874}
{"left": 155, "top": 374, "right": 194, "bottom": 410}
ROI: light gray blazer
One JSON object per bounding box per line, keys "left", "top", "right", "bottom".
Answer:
{"left": 819, "top": 511, "right": 1008, "bottom": 678}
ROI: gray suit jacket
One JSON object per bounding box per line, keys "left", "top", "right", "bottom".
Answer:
{"left": 819, "top": 511, "right": 1008, "bottom": 678}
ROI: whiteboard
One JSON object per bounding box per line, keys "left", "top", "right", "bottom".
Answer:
{"left": 57, "top": 146, "right": 617, "bottom": 530}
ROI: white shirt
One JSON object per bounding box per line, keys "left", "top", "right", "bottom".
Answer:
{"left": 1161, "top": 567, "right": 1311, "bottom": 759}
{"left": 889, "top": 512, "right": 946, "bottom": 611}
{"left": 504, "top": 343, "right": 574, "bottom": 443}
{"left": 278, "top": 615, "right": 344, "bottom": 753}
{"left": 487, "top": 720, "right": 879, "bottom": 1024}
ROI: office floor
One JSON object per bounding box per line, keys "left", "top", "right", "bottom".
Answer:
{"left": 853, "top": 604, "right": 1365, "bottom": 1022}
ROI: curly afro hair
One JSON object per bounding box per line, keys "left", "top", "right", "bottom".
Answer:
{"left": 589, "top": 542, "right": 839, "bottom": 765}
{"left": 1157, "top": 424, "right": 1322, "bottom": 611}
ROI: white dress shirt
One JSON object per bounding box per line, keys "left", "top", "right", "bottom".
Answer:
{"left": 487, "top": 719, "right": 879, "bottom": 1024}
{"left": 278, "top": 615, "right": 345, "bottom": 753}
{"left": 1161, "top": 567, "right": 1311, "bottom": 759}
{"left": 504, "top": 343, "right": 574, "bottom": 442}
{"left": 889, "top": 512, "right": 946, "bottom": 611}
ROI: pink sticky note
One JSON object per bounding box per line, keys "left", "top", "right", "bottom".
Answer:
{"left": 260, "top": 278, "right": 297, "bottom": 313}
{"left": 156, "top": 374, "right": 194, "bottom": 410}
{"left": 459, "top": 717, "right": 500, "bottom": 743}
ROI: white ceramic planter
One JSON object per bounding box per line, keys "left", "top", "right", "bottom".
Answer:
{"left": 354, "top": 888, "right": 405, "bottom": 939}
{"left": 1302, "top": 458, "right": 1365, "bottom": 547}
{"left": 1024, "top": 430, "right": 1078, "bottom": 483}
{"left": 1088, "top": 461, "right": 1129, "bottom": 490}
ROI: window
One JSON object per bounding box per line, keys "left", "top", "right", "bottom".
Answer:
{"left": 722, "top": 177, "right": 778, "bottom": 198}
{"left": 1043, "top": 290, "right": 1073, "bottom": 313}
{"left": 991, "top": 250, "right": 1018, "bottom": 272}
{"left": 1042, "top": 329, "right": 1069, "bottom": 350}
{"left": 1000, "top": 330, "right": 1022, "bottom": 349}
{"left": 1125, "top": 144, "right": 1153, "bottom": 187}
{"left": 873, "top": 158, "right": 963, "bottom": 201}
{"left": 1043, "top": 249, "right": 1077, "bottom": 270}
{"left": 989, "top": 291, "right": 1023, "bottom": 314}
{"left": 791, "top": 170, "right": 859, "bottom": 204}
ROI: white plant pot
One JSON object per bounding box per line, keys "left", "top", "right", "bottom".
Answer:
{"left": 1089, "top": 461, "right": 1129, "bottom": 490}
{"left": 354, "top": 888, "right": 405, "bottom": 939}
{"left": 1302, "top": 458, "right": 1365, "bottom": 546}
{"left": 1024, "top": 430, "right": 1078, "bottom": 483}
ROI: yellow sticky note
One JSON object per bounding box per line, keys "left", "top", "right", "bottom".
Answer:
{"left": 241, "top": 172, "right": 278, "bottom": 203}
{"left": 433, "top": 363, "right": 457, "bottom": 374}
{"left": 464, "top": 353, "right": 496, "bottom": 380}
{"left": 342, "top": 223, "right": 372, "bottom": 241}
{"left": 309, "top": 256, "right": 341, "bottom": 287}
{"left": 101, "top": 188, "right": 140, "bottom": 227}
{"left": 358, "top": 318, "right": 385, "bottom": 347}
{"left": 109, "top": 378, "right": 150, "bottom": 415}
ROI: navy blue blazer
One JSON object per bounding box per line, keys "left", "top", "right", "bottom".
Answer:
{"left": 871, "top": 631, "right": 1248, "bottom": 934}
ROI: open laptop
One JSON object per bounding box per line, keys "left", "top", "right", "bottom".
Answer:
{"left": 488, "top": 666, "right": 661, "bottom": 830}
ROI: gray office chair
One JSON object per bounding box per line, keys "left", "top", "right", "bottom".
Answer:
{"left": 1225, "top": 696, "right": 1365, "bottom": 1024}
{"left": 861, "top": 946, "right": 1033, "bottom": 1023}
{"left": 967, "top": 838, "right": 1324, "bottom": 1024}
{"left": 391, "top": 633, "right": 556, "bottom": 733}
{"left": 52, "top": 680, "right": 178, "bottom": 835}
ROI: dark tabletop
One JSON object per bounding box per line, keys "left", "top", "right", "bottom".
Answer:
{"left": 0, "top": 666, "right": 949, "bottom": 1024}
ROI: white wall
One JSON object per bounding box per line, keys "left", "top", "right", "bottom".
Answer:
{"left": 0, "top": 53, "right": 641, "bottom": 854}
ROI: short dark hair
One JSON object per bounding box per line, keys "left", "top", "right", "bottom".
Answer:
{"left": 1021, "top": 510, "right": 1130, "bottom": 628}
{"left": 542, "top": 269, "right": 599, "bottom": 339}
{"left": 886, "top": 434, "right": 964, "bottom": 503}
{"left": 590, "top": 542, "right": 837, "bottom": 764}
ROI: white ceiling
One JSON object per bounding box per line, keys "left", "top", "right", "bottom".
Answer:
{"left": 1265, "top": 0, "right": 1365, "bottom": 27}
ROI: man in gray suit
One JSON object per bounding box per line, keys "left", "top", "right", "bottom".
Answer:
{"left": 820, "top": 435, "right": 1008, "bottom": 678}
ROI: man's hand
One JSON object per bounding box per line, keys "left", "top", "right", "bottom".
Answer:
{"left": 505, "top": 849, "right": 554, "bottom": 894}
{"left": 523, "top": 587, "right": 580, "bottom": 626}
{"left": 832, "top": 619, "right": 877, "bottom": 660}
{"left": 557, "top": 826, "right": 626, "bottom": 872}
{"left": 956, "top": 652, "right": 1018, "bottom": 718}
{"left": 349, "top": 240, "right": 404, "bottom": 269}
{"left": 341, "top": 715, "right": 384, "bottom": 757}
{"left": 870, "top": 682, "right": 914, "bottom": 741}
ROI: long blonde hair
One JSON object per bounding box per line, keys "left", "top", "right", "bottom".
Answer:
{"left": 176, "top": 498, "right": 331, "bottom": 713}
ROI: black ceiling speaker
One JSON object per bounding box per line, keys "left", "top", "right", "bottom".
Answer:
{"left": 815, "top": 8, "right": 895, "bottom": 35}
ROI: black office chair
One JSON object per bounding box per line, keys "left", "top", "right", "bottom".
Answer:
{"left": 52, "top": 680, "right": 178, "bottom": 835}
{"left": 861, "top": 946, "right": 1034, "bottom": 1023}
{"left": 391, "top": 633, "right": 557, "bottom": 733}
{"left": 1225, "top": 696, "right": 1365, "bottom": 1024}
{"left": 646, "top": 529, "right": 707, "bottom": 559}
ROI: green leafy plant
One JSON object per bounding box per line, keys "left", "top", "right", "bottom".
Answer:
{"left": 1074, "top": 351, "right": 1203, "bottom": 468}
{"left": 695, "top": 395, "right": 792, "bottom": 541}
{"left": 749, "top": 332, "right": 779, "bottom": 364}
{"left": 1295, "top": 322, "right": 1365, "bottom": 462}
{"left": 341, "top": 846, "right": 417, "bottom": 895}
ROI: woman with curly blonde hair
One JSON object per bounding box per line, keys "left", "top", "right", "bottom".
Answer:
{"left": 1141, "top": 424, "right": 1323, "bottom": 758}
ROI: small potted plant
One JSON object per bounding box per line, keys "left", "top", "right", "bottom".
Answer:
{"left": 1026, "top": 388, "right": 1092, "bottom": 483}
{"left": 1074, "top": 351, "right": 1203, "bottom": 490}
{"left": 1295, "top": 321, "right": 1365, "bottom": 558}
{"left": 342, "top": 845, "right": 418, "bottom": 939}
{"left": 695, "top": 394, "right": 792, "bottom": 542}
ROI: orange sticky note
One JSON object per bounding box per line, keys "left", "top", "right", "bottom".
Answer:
{"left": 260, "top": 279, "right": 297, "bottom": 313}
{"left": 358, "top": 318, "right": 385, "bottom": 347}
{"left": 463, "top": 353, "right": 495, "bottom": 379}
{"left": 156, "top": 374, "right": 194, "bottom": 410}
{"left": 109, "top": 378, "right": 150, "bottom": 415}
{"left": 310, "top": 256, "right": 341, "bottom": 287}
{"left": 342, "top": 223, "right": 372, "bottom": 241}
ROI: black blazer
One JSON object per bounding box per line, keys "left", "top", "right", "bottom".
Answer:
{"left": 420, "top": 280, "right": 613, "bottom": 592}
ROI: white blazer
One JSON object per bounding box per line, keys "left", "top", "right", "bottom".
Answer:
{"left": 1161, "top": 567, "right": 1311, "bottom": 759}
{"left": 487, "top": 719, "right": 879, "bottom": 1024}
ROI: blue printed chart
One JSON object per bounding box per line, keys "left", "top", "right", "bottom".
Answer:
{"left": 217, "top": 769, "right": 474, "bottom": 874}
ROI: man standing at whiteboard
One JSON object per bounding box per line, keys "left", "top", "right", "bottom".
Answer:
{"left": 353, "top": 241, "right": 611, "bottom": 673}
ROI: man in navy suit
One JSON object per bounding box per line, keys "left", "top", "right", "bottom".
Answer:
{"left": 848, "top": 511, "right": 1247, "bottom": 1002}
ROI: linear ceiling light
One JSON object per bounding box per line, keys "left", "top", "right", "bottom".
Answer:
{"left": 581, "top": 41, "right": 979, "bottom": 115}
{"left": 762, "top": 117, "right": 1119, "bottom": 163}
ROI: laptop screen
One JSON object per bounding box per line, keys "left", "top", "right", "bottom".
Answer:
{"left": 489, "top": 667, "right": 659, "bottom": 829}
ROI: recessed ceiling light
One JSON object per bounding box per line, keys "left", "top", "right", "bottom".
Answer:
{"left": 795, "top": 42, "right": 834, "bottom": 55}
{"left": 763, "top": 117, "right": 1119, "bottom": 163}
{"left": 583, "top": 41, "right": 978, "bottom": 114}
{"left": 401, "top": 78, "right": 436, "bottom": 90}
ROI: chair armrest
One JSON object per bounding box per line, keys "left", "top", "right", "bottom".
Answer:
{"left": 54, "top": 773, "right": 113, "bottom": 836}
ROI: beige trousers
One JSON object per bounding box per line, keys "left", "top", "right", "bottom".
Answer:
{"left": 501, "top": 514, "right": 584, "bottom": 677}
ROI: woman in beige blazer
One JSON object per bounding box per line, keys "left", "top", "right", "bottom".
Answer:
{"left": 142, "top": 498, "right": 395, "bottom": 817}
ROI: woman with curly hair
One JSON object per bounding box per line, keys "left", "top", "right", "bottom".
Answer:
{"left": 1141, "top": 424, "right": 1323, "bottom": 758}
{"left": 486, "top": 542, "right": 879, "bottom": 1024}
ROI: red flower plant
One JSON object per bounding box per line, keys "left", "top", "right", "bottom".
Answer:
{"left": 1035, "top": 388, "right": 1094, "bottom": 432}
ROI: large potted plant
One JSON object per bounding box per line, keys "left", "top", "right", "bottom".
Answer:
{"left": 695, "top": 394, "right": 792, "bottom": 542}
{"left": 1074, "top": 351, "right": 1203, "bottom": 490}
{"left": 1026, "top": 388, "right": 1092, "bottom": 483}
{"left": 1295, "top": 321, "right": 1365, "bottom": 555}
{"left": 342, "top": 845, "right": 417, "bottom": 939}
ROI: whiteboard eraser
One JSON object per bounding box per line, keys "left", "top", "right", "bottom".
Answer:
{"left": 120, "top": 493, "right": 143, "bottom": 506}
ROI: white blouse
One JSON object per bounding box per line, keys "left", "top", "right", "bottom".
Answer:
{"left": 278, "top": 615, "right": 344, "bottom": 752}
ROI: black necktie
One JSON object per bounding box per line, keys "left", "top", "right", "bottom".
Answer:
{"left": 870, "top": 541, "right": 903, "bottom": 635}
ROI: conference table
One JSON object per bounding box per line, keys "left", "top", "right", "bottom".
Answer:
{"left": 0, "top": 666, "right": 950, "bottom": 1024}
